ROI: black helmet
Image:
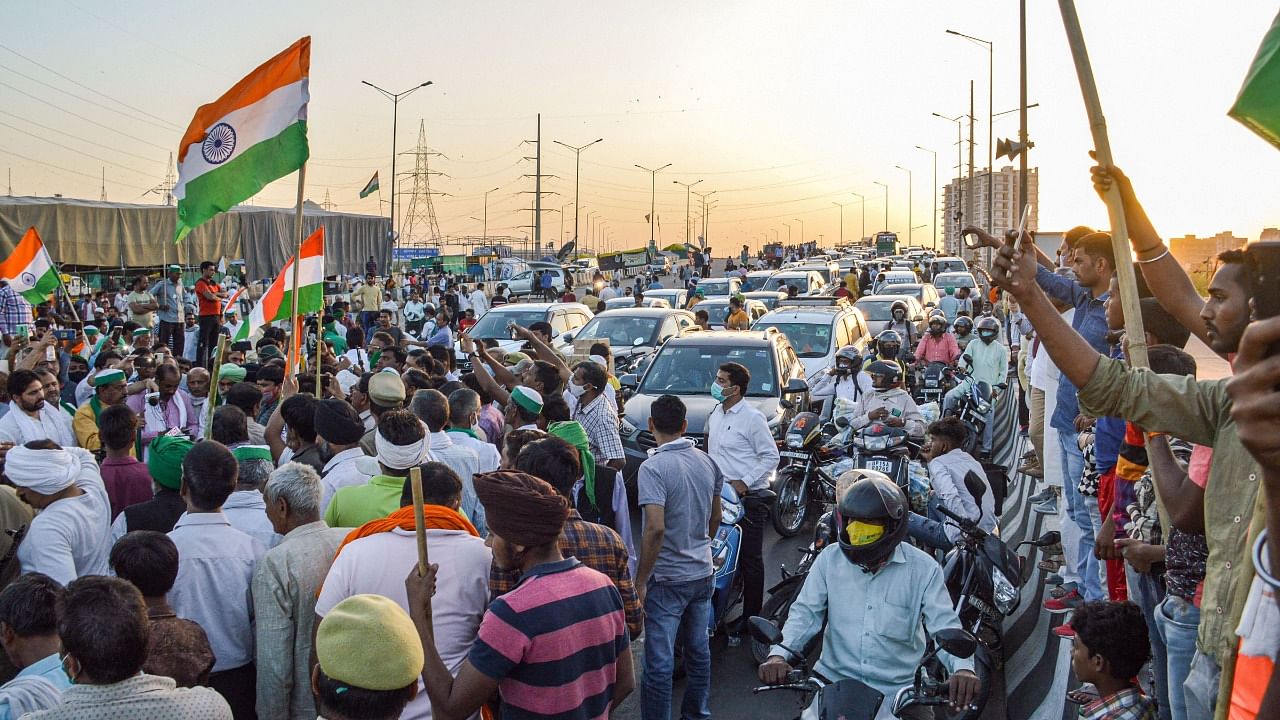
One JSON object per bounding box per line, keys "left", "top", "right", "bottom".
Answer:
{"left": 834, "top": 344, "right": 862, "bottom": 374}
{"left": 865, "top": 360, "right": 902, "bottom": 390}
{"left": 953, "top": 316, "right": 973, "bottom": 335}
{"left": 875, "top": 329, "right": 902, "bottom": 358}
{"left": 927, "top": 315, "right": 948, "bottom": 335}
{"left": 834, "top": 470, "right": 909, "bottom": 569}
{"left": 976, "top": 316, "right": 1000, "bottom": 342}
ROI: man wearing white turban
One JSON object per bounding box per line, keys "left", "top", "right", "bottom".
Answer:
{"left": 8, "top": 442, "right": 110, "bottom": 585}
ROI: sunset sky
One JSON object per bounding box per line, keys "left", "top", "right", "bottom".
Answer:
{"left": 4, "top": 0, "right": 1278, "bottom": 254}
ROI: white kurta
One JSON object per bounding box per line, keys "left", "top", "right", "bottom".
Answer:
{"left": 16, "top": 448, "right": 111, "bottom": 585}
{"left": 0, "top": 401, "right": 76, "bottom": 447}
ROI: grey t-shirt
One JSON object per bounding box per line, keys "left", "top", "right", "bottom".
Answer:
{"left": 637, "top": 437, "right": 724, "bottom": 583}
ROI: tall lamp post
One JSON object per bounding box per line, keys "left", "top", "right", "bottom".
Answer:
{"left": 783, "top": 222, "right": 792, "bottom": 246}
{"left": 831, "top": 202, "right": 846, "bottom": 246}
{"left": 932, "top": 112, "right": 966, "bottom": 254}
{"left": 793, "top": 218, "right": 805, "bottom": 245}
{"left": 946, "top": 29, "right": 993, "bottom": 235}
{"left": 872, "top": 181, "right": 889, "bottom": 233}
{"left": 672, "top": 179, "right": 703, "bottom": 247}
{"left": 894, "top": 165, "right": 913, "bottom": 246}
{"left": 482, "top": 186, "right": 500, "bottom": 245}
{"left": 635, "top": 163, "right": 671, "bottom": 255}
{"left": 851, "top": 192, "right": 866, "bottom": 242}
{"left": 554, "top": 138, "right": 604, "bottom": 254}
{"left": 914, "top": 147, "right": 938, "bottom": 251}
{"left": 361, "top": 79, "right": 433, "bottom": 248}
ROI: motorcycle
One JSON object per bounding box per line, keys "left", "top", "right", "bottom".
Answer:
{"left": 751, "top": 508, "right": 833, "bottom": 664}
{"left": 771, "top": 412, "right": 852, "bottom": 537}
{"left": 849, "top": 421, "right": 919, "bottom": 495}
{"left": 748, "top": 616, "right": 979, "bottom": 720}
{"left": 948, "top": 364, "right": 1005, "bottom": 458}
{"left": 915, "top": 360, "right": 955, "bottom": 406}
{"left": 935, "top": 478, "right": 1061, "bottom": 719}
{"left": 708, "top": 483, "right": 777, "bottom": 640}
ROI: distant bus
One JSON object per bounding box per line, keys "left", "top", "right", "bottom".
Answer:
{"left": 875, "top": 232, "right": 899, "bottom": 256}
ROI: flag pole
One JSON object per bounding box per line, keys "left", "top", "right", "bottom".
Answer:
{"left": 1057, "top": 0, "right": 1148, "bottom": 369}
{"left": 315, "top": 323, "right": 324, "bottom": 398}
{"left": 409, "top": 465, "right": 429, "bottom": 576}
{"left": 204, "top": 334, "right": 228, "bottom": 433}
{"left": 288, "top": 165, "right": 307, "bottom": 382}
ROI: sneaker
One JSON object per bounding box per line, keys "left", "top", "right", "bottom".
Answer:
{"left": 1028, "top": 488, "right": 1055, "bottom": 504}
{"left": 1052, "top": 623, "right": 1077, "bottom": 639}
{"left": 1032, "top": 498, "right": 1058, "bottom": 514}
{"left": 1050, "top": 582, "right": 1079, "bottom": 599}
{"left": 1044, "top": 589, "right": 1083, "bottom": 613}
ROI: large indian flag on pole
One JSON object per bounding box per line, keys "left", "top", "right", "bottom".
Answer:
{"left": 173, "top": 37, "right": 311, "bottom": 242}
{"left": 235, "top": 227, "right": 325, "bottom": 341}
{"left": 0, "top": 227, "right": 61, "bottom": 304}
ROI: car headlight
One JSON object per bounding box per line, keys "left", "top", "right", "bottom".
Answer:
{"left": 992, "top": 567, "right": 1019, "bottom": 614}
{"left": 620, "top": 417, "right": 638, "bottom": 437}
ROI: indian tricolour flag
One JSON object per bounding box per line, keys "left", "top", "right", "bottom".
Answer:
{"left": 235, "top": 226, "right": 325, "bottom": 341}
{"left": 0, "top": 227, "right": 61, "bottom": 304}
{"left": 173, "top": 37, "right": 310, "bottom": 242}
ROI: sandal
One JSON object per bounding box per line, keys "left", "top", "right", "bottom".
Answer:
{"left": 1066, "top": 685, "right": 1099, "bottom": 705}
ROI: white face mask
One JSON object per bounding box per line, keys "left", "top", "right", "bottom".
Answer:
{"left": 567, "top": 380, "right": 588, "bottom": 398}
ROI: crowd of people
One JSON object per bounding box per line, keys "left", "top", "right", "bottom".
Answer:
{"left": 0, "top": 158, "right": 1272, "bottom": 720}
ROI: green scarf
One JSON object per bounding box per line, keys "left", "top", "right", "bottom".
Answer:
{"left": 447, "top": 427, "right": 479, "bottom": 440}
{"left": 548, "top": 421, "right": 598, "bottom": 510}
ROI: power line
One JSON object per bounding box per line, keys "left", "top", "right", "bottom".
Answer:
{"left": 0, "top": 62, "right": 179, "bottom": 132}
{"left": 0, "top": 79, "right": 171, "bottom": 151}
{"left": 0, "top": 145, "right": 152, "bottom": 192}
{"left": 0, "top": 110, "right": 169, "bottom": 166}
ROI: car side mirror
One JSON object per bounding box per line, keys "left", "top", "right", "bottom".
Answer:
{"left": 834, "top": 415, "right": 850, "bottom": 428}
{"left": 784, "top": 378, "right": 808, "bottom": 395}
{"left": 619, "top": 374, "right": 639, "bottom": 389}
{"left": 562, "top": 332, "right": 574, "bottom": 343}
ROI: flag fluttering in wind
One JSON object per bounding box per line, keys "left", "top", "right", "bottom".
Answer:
{"left": 235, "top": 226, "right": 325, "bottom": 341}
{"left": 1229, "top": 10, "right": 1280, "bottom": 150}
{"left": 0, "top": 227, "right": 61, "bottom": 304}
{"left": 223, "top": 285, "right": 244, "bottom": 315}
{"left": 174, "top": 37, "right": 311, "bottom": 242}
{"left": 359, "top": 171, "right": 380, "bottom": 199}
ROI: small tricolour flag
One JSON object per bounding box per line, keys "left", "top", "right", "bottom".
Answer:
{"left": 0, "top": 227, "right": 61, "bottom": 305}
{"left": 223, "top": 285, "right": 244, "bottom": 315}
{"left": 173, "top": 37, "right": 311, "bottom": 243}
{"left": 359, "top": 171, "right": 380, "bottom": 199}
{"left": 235, "top": 226, "right": 325, "bottom": 341}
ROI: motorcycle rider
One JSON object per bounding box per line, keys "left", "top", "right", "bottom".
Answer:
{"left": 863, "top": 330, "right": 911, "bottom": 379}
{"left": 906, "top": 417, "right": 996, "bottom": 551}
{"left": 951, "top": 316, "right": 975, "bottom": 352}
{"left": 943, "top": 316, "right": 1009, "bottom": 456}
{"left": 809, "top": 345, "right": 874, "bottom": 420}
{"left": 881, "top": 301, "right": 917, "bottom": 350}
{"left": 914, "top": 315, "right": 961, "bottom": 367}
{"left": 848, "top": 361, "right": 925, "bottom": 438}
{"left": 759, "top": 472, "right": 980, "bottom": 720}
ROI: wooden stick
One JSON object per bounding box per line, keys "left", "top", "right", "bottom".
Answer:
{"left": 286, "top": 164, "right": 307, "bottom": 373}
{"left": 409, "top": 465, "right": 429, "bottom": 576}
{"left": 1058, "top": 0, "right": 1148, "bottom": 369}
{"left": 204, "top": 334, "right": 229, "bottom": 434}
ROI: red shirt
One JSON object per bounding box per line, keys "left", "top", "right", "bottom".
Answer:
{"left": 100, "top": 457, "right": 155, "bottom": 520}
{"left": 195, "top": 278, "right": 221, "bottom": 316}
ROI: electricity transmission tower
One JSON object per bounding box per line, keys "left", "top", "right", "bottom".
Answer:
{"left": 144, "top": 153, "right": 176, "bottom": 205}
{"left": 321, "top": 189, "right": 333, "bottom": 211}
{"left": 401, "top": 120, "right": 447, "bottom": 246}
{"left": 520, "top": 114, "right": 558, "bottom": 255}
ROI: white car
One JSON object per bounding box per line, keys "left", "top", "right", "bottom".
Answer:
{"left": 871, "top": 270, "right": 919, "bottom": 295}
{"left": 453, "top": 302, "right": 593, "bottom": 370}
{"left": 506, "top": 267, "right": 569, "bottom": 297}
{"left": 751, "top": 304, "right": 873, "bottom": 379}
{"left": 761, "top": 271, "right": 828, "bottom": 296}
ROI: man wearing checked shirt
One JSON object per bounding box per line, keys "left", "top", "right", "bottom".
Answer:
{"left": 707, "top": 361, "right": 779, "bottom": 638}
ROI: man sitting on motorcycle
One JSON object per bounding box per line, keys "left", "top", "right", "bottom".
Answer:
{"left": 881, "top": 301, "right": 918, "bottom": 351}
{"left": 863, "top": 330, "right": 912, "bottom": 379}
{"left": 914, "top": 315, "right": 960, "bottom": 367}
{"left": 847, "top": 361, "right": 925, "bottom": 438}
{"left": 906, "top": 417, "right": 997, "bottom": 551}
{"left": 951, "top": 316, "right": 975, "bottom": 351}
{"left": 759, "top": 472, "right": 980, "bottom": 720}
{"left": 943, "top": 316, "right": 1009, "bottom": 456}
{"left": 810, "top": 345, "right": 874, "bottom": 420}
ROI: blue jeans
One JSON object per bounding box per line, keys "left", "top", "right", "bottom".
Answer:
{"left": 1126, "top": 565, "right": 1169, "bottom": 720}
{"left": 1154, "top": 595, "right": 1201, "bottom": 720}
{"left": 642, "top": 575, "right": 713, "bottom": 720}
{"left": 1183, "top": 649, "right": 1219, "bottom": 720}
{"left": 1057, "top": 431, "right": 1103, "bottom": 601}
{"left": 908, "top": 496, "right": 955, "bottom": 552}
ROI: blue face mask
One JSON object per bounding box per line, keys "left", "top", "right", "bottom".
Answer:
{"left": 711, "top": 382, "right": 727, "bottom": 402}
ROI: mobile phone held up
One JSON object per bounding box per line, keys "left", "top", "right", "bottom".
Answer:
{"left": 1246, "top": 241, "right": 1280, "bottom": 359}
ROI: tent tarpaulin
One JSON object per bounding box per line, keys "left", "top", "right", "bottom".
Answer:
{"left": 0, "top": 196, "right": 391, "bottom": 280}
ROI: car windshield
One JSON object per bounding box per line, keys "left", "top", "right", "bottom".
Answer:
{"left": 753, "top": 321, "right": 831, "bottom": 357}
{"left": 468, "top": 310, "right": 548, "bottom": 339}
{"left": 574, "top": 316, "right": 661, "bottom": 347}
{"left": 640, "top": 344, "right": 778, "bottom": 397}
{"left": 692, "top": 301, "right": 732, "bottom": 325}
{"left": 854, "top": 299, "right": 902, "bottom": 323}
{"left": 879, "top": 285, "right": 923, "bottom": 300}
{"left": 762, "top": 275, "right": 806, "bottom": 292}
{"left": 697, "top": 278, "right": 732, "bottom": 296}
{"left": 752, "top": 295, "right": 783, "bottom": 310}
{"left": 645, "top": 289, "right": 683, "bottom": 305}
{"left": 934, "top": 274, "right": 976, "bottom": 289}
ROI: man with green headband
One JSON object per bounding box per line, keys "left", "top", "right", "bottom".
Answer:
{"left": 548, "top": 420, "right": 635, "bottom": 574}
{"left": 71, "top": 369, "right": 127, "bottom": 452}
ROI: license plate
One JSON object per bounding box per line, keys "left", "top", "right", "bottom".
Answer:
{"left": 865, "top": 459, "right": 894, "bottom": 474}
{"left": 779, "top": 451, "right": 809, "bottom": 460}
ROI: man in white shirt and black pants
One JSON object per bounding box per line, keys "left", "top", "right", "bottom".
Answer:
{"left": 706, "top": 361, "right": 779, "bottom": 641}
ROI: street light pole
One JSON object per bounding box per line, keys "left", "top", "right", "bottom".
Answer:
{"left": 635, "top": 162, "right": 672, "bottom": 256}
{"left": 694, "top": 190, "right": 716, "bottom": 249}
{"left": 915, "top": 147, "right": 938, "bottom": 251}
{"left": 793, "top": 218, "right": 805, "bottom": 246}
{"left": 361, "top": 79, "right": 433, "bottom": 249}
{"left": 553, "top": 138, "right": 604, "bottom": 256}
{"left": 932, "top": 112, "right": 966, "bottom": 254}
{"left": 872, "top": 181, "right": 889, "bottom": 233}
{"left": 672, "top": 179, "right": 703, "bottom": 247}
{"left": 947, "top": 29, "right": 994, "bottom": 236}
{"left": 894, "top": 165, "right": 913, "bottom": 246}
{"left": 482, "top": 186, "right": 499, "bottom": 245}
{"left": 851, "top": 192, "right": 866, "bottom": 241}
{"left": 783, "top": 222, "right": 792, "bottom": 246}
{"left": 832, "top": 202, "right": 845, "bottom": 246}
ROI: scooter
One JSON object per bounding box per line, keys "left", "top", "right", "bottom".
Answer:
{"left": 915, "top": 360, "right": 955, "bottom": 406}
{"left": 749, "top": 616, "right": 979, "bottom": 720}
{"left": 935, "top": 479, "right": 1061, "bottom": 719}
{"left": 708, "top": 483, "right": 776, "bottom": 640}
{"left": 849, "top": 420, "right": 919, "bottom": 494}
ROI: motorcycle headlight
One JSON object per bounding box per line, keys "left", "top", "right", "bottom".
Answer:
{"left": 887, "top": 434, "right": 905, "bottom": 448}
{"left": 620, "top": 417, "right": 638, "bottom": 437}
{"left": 785, "top": 434, "right": 805, "bottom": 449}
{"left": 866, "top": 435, "right": 887, "bottom": 452}
{"left": 992, "top": 567, "right": 1019, "bottom": 614}
{"left": 976, "top": 402, "right": 990, "bottom": 415}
